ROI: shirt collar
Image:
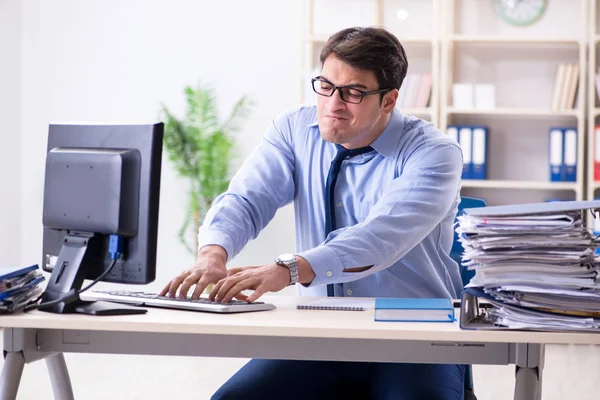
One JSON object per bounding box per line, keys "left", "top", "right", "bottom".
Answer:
{"left": 308, "top": 108, "right": 404, "bottom": 159}
{"left": 370, "top": 109, "right": 404, "bottom": 159}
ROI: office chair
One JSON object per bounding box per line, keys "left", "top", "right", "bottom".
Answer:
{"left": 451, "top": 196, "right": 486, "bottom": 400}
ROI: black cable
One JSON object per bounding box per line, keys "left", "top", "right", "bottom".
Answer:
{"left": 24, "top": 258, "right": 118, "bottom": 312}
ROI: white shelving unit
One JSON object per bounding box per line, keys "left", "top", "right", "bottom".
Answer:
{"left": 587, "top": 0, "right": 600, "bottom": 201}
{"left": 302, "top": 0, "right": 440, "bottom": 126}
{"left": 440, "top": 0, "right": 587, "bottom": 205}
{"left": 302, "top": 0, "right": 593, "bottom": 206}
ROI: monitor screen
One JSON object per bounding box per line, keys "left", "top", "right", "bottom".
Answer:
{"left": 38, "top": 123, "right": 163, "bottom": 314}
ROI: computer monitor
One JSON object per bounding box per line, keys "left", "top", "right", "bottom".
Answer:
{"left": 39, "top": 123, "right": 163, "bottom": 315}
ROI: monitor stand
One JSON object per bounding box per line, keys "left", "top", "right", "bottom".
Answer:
{"left": 39, "top": 232, "right": 146, "bottom": 315}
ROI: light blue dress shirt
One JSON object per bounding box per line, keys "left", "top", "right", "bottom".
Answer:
{"left": 198, "top": 106, "right": 464, "bottom": 299}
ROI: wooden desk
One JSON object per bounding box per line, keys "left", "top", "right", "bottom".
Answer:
{"left": 1, "top": 296, "right": 598, "bottom": 400}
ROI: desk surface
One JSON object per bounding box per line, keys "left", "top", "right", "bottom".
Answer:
{"left": 1, "top": 296, "right": 600, "bottom": 345}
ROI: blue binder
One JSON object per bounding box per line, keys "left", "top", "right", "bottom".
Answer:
{"left": 458, "top": 126, "right": 472, "bottom": 180}
{"left": 548, "top": 128, "right": 563, "bottom": 182}
{"left": 563, "top": 128, "right": 577, "bottom": 182}
{"left": 470, "top": 126, "right": 488, "bottom": 180}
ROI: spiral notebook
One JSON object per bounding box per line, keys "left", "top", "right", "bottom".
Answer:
{"left": 297, "top": 298, "right": 374, "bottom": 311}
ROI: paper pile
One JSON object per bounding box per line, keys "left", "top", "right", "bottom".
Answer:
{"left": 457, "top": 202, "right": 600, "bottom": 331}
{"left": 0, "top": 265, "right": 45, "bottom": 313}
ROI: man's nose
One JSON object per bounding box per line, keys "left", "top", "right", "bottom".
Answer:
{"left": 327, "top": 89, "right": 346, "bottom": 110}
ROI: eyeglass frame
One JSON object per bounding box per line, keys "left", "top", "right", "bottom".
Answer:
{"left": 311, "top": 77, "right": 394, "bottom": 104}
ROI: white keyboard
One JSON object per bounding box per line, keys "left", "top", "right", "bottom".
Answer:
{"left": 80, "top": 290, "right": 276, "bottom": 314}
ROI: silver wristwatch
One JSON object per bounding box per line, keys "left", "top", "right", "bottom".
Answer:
{"left": 275, "top": 253, "right": 299, "bottom": 285}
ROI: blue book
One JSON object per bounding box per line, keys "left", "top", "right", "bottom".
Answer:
{"left": 374, "top": 298, "right": 455, "bottom": 322}
{"left": 0, "top": 265, "right": 39, "bottom": 281}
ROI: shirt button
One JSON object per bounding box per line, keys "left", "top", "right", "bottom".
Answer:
{"left": 346, "top": 289, "right": 353, "bottom": 296}
{"left": 336, "top": 202, "right": 342, "bottom": 208}
{"left": 326, "top": 271, "right": 333, "bottom": 277}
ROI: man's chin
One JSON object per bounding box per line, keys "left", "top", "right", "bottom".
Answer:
{"left": 320, "top": 130, "right": 346, "bottom": 144}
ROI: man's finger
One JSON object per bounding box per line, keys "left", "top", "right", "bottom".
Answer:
{"left": 227, "top": 267, "right": 243, "bottom": 276}
{"left": 214, "top": 275, "right": 245, "bottom": 302}
{"left": 208, "top": 279, "right": 225, "bottom": 301}
{"left": 190, "top": 280, "right": 206, "bottom": 300}
{"left": 221, "top": 279, "right": 254, "bottom": 303}
{"left": 191, "top": 276, "right": 214, "bottom": 300}
{"left": 246, "top": 287, "right": 265, "bottom": 303}
{"left": 234, "top": 292, "right": 249, "bottom": 301}
{"left": 158, "top": 280, "right": 172, "bottom": 296}
{"left": 178, "top": 272, "right": 201, "bottom": 299}
{"left": 166, "top": 272, "right": 190, "bottom": 298}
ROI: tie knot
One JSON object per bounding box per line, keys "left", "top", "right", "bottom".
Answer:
{"left": 334, "top": 144, "right": 373, "bottom": 162}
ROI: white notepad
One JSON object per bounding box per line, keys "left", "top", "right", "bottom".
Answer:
{"left": 297, "top": 298, "right": 374, "bottom": 311}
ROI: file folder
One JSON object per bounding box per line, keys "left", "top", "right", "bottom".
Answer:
{"left": 447, "top": 125, "right": 458, "bottom": 143}
{"left": 458, "top": 126, "right": 472, "bottom": 180}
{"left": 471, "top": 126, "right": 488, "bottom": 180}
{"left": 548, "top": 128, "right": 563, "bottom": 182}
{"left": 563, "top": 128, "right": 577, "bottom": 182}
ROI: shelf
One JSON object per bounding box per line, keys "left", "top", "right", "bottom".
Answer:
{"left": 397, "top": 107, "right": 433, "bottom": 116}
{"left": 450, "top": 35, "right": 581, "bottom": 45}
{"left": 446, "top": 108, "right": 579, "bottom": 117}
{"left": 304, "top": 36, "right": 433, "bottom": 45}
{"left": 461, "top": 180, "right": 578, "bottom": 190}
{"left": 592, "top": 108, "right": 600, "bottom": 117}
{"left": 590, "top": 182, "right": 600, "bottom": 192}
{"left": 595, "top": 35, "right": 600, "bottom": 43}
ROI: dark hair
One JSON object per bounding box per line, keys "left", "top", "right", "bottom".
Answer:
{"left": 320, "top": 27, "right": 408, "bottom": 91}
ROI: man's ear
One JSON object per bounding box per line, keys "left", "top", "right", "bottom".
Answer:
{"left": 381, "top": 89, "right": 399, "bottom": 113}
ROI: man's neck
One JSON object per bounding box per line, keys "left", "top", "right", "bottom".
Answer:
{"left": 342, "top": 112, "right": 392, "bottom": 149}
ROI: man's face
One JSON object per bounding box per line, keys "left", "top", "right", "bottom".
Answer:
{"left": 316, "top": 55, "right": 394, "bottom": 149}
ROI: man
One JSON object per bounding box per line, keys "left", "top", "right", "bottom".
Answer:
{"left": 161, "top": 26, "right": 464, "bottom": 400}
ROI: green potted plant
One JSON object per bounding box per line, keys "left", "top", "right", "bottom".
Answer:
{"left": 161, "top": 82, "right": 253, "bottom": 255}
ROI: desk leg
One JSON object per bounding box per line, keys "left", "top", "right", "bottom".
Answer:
{"left": 46, "top": 353, "right": 74, "bottom": 400}
{"left": 1, "top": 328, "right": 75, "bottom": 400}
{"left": 0, "top": 351, "right": 25, "bottom": 400}
{"left": 513, "top": 343, "right": 544, "bottom": 400}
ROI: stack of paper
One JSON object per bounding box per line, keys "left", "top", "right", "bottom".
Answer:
{"left": 0, "top": 265, "right": 45, "bottom": 313}
{"left": 456, "top": 201, "right": 600, "bottom": 331}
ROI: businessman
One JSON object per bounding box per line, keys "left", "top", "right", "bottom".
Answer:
{"left": 161, "top": 26, "right": 465, "bottom": 400}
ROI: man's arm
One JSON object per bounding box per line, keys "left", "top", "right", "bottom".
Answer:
{"left": 299, "top": 141, "right": 462, "bottom": 287}
{"left": 160, "top": 109, "right": 299, "bottom": 298}
{"left": 196, "top": 110, "right": 298, "bottom": 261}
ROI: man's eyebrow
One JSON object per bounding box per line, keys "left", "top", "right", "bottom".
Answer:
{"left": 316, "top": 76, "right": 369, "bottom": 89}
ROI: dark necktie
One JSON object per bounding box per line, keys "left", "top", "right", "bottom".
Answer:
{"left": 325, "top": 144, "right": 373, "bottom": 296}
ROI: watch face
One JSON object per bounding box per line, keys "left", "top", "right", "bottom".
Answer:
{"left": 278, "top": 253, "right": 295, "bottom": 263}
{"left": 494, "top": 0, "right": 546, "bottom": 26}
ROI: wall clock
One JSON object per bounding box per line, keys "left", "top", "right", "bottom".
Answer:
{"left": 493, "top": 0, "right": 547, "bottom": 26}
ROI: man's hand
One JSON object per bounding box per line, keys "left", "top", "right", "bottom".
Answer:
{"left": 208, "top": 263, "right": 291, "bottom": 303}
{"left": 159, "top": 245, "right": 229, "bottom": 299}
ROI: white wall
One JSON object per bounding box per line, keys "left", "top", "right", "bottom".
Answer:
{"left": 0, "top": 1, "right": 22, "bottom": 267}
{"left": 17, "top": 0, "right": 301, "bottom": 288}
{"left": 1, "top": 1, "right": 600, "bottom": 399}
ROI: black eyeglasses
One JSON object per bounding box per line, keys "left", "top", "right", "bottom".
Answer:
{"left": 311, "top": 77, "right": 393, "bottom": 104}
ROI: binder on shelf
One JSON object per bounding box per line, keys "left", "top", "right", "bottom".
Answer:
{"left": 458, "top": 126, "right": 472, "bottom": 180}
{"left": 563, "top": 128, "right": 577, "bottom": 182}
{"left": 447, "top": 125, "right": 458, "bottom": 143}
{"left": 471, "top": 126, "right": 488, "bottom": 180}
{"left": 594, "top": 125, "right": 600, "bottom": 182}
{"left": 548, "top": 128, "right": 563, "bottom": 182}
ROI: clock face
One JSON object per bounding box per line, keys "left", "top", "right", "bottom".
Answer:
{"left": 494, "top": 0, "right": 547, "bottom": 26}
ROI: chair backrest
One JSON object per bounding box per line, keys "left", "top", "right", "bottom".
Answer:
{"left": 450, "top": 196, "right": 486, "bottom": 288}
